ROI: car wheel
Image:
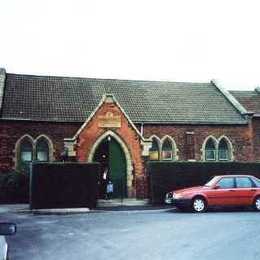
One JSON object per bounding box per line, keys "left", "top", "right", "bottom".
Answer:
{"left": 254, "top": 196, "right": 260, "bottom": 211}
{"left": 192, "top": 197, "right": 207, "bottom": 213}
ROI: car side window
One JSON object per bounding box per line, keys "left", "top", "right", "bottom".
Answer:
{"left": 236, "top": 177, "right": 253, "bottom": 188}
{"left": 217, "top": 177, "right": 235, "bottom": 189}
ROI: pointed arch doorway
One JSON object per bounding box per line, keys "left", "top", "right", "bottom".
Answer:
{"left": 92, "top": 135, "right": 127, "bottom": 199}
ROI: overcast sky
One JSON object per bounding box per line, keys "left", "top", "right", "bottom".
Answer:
{"left": 0, "top": 0, "right": 259, "bottom": 90}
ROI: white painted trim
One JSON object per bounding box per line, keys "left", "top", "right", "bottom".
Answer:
{"left": 88, "top": 130, "right": 135, "bottom": 198}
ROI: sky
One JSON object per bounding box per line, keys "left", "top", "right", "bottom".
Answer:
{"left": 0, "top": 0, "right": 260, "bottom": 91}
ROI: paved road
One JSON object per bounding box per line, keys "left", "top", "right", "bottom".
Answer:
{"left": 2, "top": 208, "right": 260, "bottom": 260}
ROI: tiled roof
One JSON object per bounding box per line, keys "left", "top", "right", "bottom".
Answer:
{"left": 230, "top": 90, "right": 260, "bottom": 115}
{"left": 0, "top": 73, "right": 247, "bottom": 124}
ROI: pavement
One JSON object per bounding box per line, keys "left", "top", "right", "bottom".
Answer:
{"left": 0, "top": 200, "right": 172, "bottom": 215}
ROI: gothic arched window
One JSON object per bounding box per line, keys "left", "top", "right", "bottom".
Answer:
{"left": 18, "top": 136, "right": 33, "bottom": 171}
{"left": 36, "top": 137, "right": 50, "bottom": 161}
{"left": 149, "top": 138, "right": 160, "bottom": 160}
{"left": 218, "top": 138, "right": 230, "bottom": 161}
{"left": 205, "top": 138, "right": 216, "bottom": 161}
{"left": 161, "top": 138, "right": 173, "bottom": 160}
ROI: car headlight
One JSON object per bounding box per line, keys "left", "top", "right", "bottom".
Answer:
{"left": 173, "top": 193, "right": 183, "bottom": 199}
{"left": 166, "top": 192, "right": 173, "bottom": 199}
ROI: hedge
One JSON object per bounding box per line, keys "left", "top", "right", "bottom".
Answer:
{"left": 30, "top": 162, "right": 100, "bottom": 209}
{"left": 148, "top": 162, "right": 260, "bottom": 204}
{"left": 0, "top": 170, "right": 29, "bottom": 203}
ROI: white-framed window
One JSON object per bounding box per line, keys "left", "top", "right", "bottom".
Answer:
{"left": 203, "top": 136, "right": 233, "bottom": 161}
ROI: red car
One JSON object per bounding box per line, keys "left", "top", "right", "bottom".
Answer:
{"left": 165, "top": 175, "right": 260, "bottom": 212}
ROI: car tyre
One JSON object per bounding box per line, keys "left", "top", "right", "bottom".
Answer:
{"left": 192, "top": 197, "right": 207, "bottom": 213}
{"left": 253, "top": 196, "right": 260, "bottom": 211}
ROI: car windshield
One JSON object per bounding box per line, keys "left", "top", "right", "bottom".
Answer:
{"left": 252, "top": 176, "right": 260, "bottom": 187}
{"left": 204, "top": 176, "right": 218, "bottom": 187}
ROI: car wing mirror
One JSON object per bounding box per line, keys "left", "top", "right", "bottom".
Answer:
{"left": 213, "top": 185, "right": 220, "bottom": 190}
{"left": 0, "top": 223, "right": 16, "bottom": 236}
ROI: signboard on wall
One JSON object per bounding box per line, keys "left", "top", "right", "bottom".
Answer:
{"left": 98, "top": 112, "right": 121, "bottom": 128}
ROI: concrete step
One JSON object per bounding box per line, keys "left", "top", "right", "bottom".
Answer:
{"left": 97, "top": 199, "right": 149, "bottom": 207}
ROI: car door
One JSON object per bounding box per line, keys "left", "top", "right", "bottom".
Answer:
{"left": 206, "top": 177, "right": 236, "bottom": 206}
{"left": 235, "top": 177, "right": 256, "bottom": 206}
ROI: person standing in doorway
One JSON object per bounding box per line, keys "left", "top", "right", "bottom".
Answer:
{"left": 106, "top": 181, "right": 113, "bottom": 200}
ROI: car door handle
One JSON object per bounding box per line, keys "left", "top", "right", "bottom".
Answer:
{"left": 228, "top": 190, "right": 236, "bottom": 192}
{"left": 250, "top": 189, "right": 257, "bottom": 192}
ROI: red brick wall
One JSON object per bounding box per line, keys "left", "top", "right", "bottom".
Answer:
{"left": 0, "top": 117, "right": 257, "bottom": 198}
{"left": 252, "top": 118, "right": 260, "bottom": 161}
{"left": 143, "top": 124, "right": 254, "bottom": 161}
{"left": 0, "top": 120, "right": 81, "bottom": 170}
{"left": 75, "top": 101, "right": 146, "bottom": 198}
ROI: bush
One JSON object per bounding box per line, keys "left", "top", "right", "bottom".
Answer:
{"left": 0, "top": 170, "right": 29, "bottom": 203}
{"left": 30, "top": 162, "right": 100, "bottom": 209}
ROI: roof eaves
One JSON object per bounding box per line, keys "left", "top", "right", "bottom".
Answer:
{"left": 211, "top": 80, "right": 249, "bottom": 115}
{"left": 133, "top": 120, "right": 248, "bottom": 125}
{"left": 0, "top": 68, "right": 6, "bottom": 114}
{"left": 0, "top": 117, "right": 84, "bottom": 123}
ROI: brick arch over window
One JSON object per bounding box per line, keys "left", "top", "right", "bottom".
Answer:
{"left": 161, "top": 135, "right": 179, "bottom": 161}
{"left": 202, "top": 136, "right": 218, "bottom": 161}
{"left": 148, "top": 135, "right": 161, "bottom": 161}
{"left": 218, "top": 135, "right": 234, "bottom": 161}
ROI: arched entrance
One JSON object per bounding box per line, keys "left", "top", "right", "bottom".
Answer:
{"left": 92, "top": 135, "right": 127, "bottom": 199}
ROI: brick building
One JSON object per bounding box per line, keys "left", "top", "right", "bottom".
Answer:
{"left": 0, "top": 68, "right": 259, "bottom": 199}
